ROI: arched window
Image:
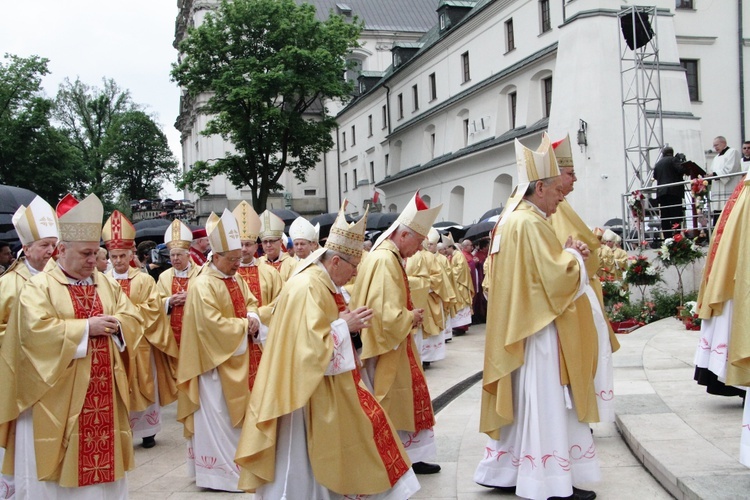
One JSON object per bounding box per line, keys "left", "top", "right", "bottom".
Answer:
{"left": 492, "top": 174, "right": 513, "bottom": 209}
{"left": 449, "top": 186, "right": 465, "bottom": 223}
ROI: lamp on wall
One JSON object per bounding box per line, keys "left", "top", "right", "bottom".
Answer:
{"left": 577, "top": 119, "right": 588, "bottom": 151}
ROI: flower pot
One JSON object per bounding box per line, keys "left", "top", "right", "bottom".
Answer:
{"left": 610, "top": 319, "right": 640, "bottom": 333}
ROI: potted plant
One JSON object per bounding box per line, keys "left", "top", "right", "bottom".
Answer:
{"left": 656, "top": 229, "right": 703, "bottom": 307}
{"left": 624, "top": 244, "right": 661, "bottom": 309}
{"left": 680, "top": 300, "right": 702, "bottom": 331}
{"left": 607, "top": 301, "right": 641, "bottom": 333}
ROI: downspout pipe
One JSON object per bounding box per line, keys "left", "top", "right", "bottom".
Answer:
{"left": 335, "top": 125, "right": 342, "bottom": 208}
{"left": 739, "top": 0, "right": 746, "bottom": 140}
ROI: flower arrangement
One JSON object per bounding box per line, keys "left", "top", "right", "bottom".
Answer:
{"left": 680, "top": 300, "right": 702, "bottom": 330}
{"left": 624, "top": 254, "right": 661, "bottom": 287}
{"left": 637, "top": 301, "right": 658, "bottom": 325}
{"left": 628, "top": 190, "right": 646, "bottom": 220}
{"left": 690, "top": 176, "right": 710, "bottom": 211}
{"left": 608, "top": 301, "right": 630, "bottom": 322}
{"left": 657, "top": 230, "right": 703, "bottom": 305}
{"left": 600, "top": 275, "right": 630, "bottom": 308}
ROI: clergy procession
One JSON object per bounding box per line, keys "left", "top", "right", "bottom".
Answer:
{"left": 0, "top": 131, "right": 746, "bottom": 500}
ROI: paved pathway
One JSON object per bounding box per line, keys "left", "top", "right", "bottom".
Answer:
{"left": 128, "top": 323, "right": 682, "bottom": 499}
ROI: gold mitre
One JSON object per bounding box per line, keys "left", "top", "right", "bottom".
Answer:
{"left": 207, "top": 209, "right": 241, "bottom": 253}
{"left": 441, "top": 231, "right": 456, "bottom": 249}
{"left": 164, "top": 220, "right": 192, "bottom": 250}
{"left": 314, "top": 223, "right": 321, "bottom": 244}
{"left": 592, "top": 227, "right": 605, "bottom": 240}
{"left": 396, "top": 191, "right": 442, "bottom": 237}
{"left": 232, "top": 201, "right": 261, "bottom": 241}
{"left": 602, "top": 229, "right": 618, "bottom": 243}
{"left": 326, "top": 200, "right": 368, "bottom": 258}
{"left": 57, "top": 193, "right": 103, "bottom": 242}
{"left": 517, "top": 134, "right": 560, "bottom": 184}
{"left": 551, "top": 133, "right": 573, "bottom": 168}
{"left": 289, "top": 216, "right": 316, "bottom": 242}
{"left": 427, "top": 227, "right": 440, "bottom": 245}
{"left": 12, "top": 196, "right": 59, "bottom": 246}
{"left": 102, "top": 210, "right": 136, "bottom": 250}
{"left": 259, "top": 210, "right": 285, "bottom": 239}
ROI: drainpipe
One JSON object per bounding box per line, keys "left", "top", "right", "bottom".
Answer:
{"left": 384, "top": 84, "right": 392, "bottom": 135}
{"left": 335, "top": 125, "right": 342, "bottom": 208}
{"left": 739, "top": 0, "right": 746, "bottom": 140}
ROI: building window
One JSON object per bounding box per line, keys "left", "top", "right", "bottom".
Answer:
{"left": 341, "top": 131, "right": 347, "bottom": 151}
{"left": 384, "top": 153, "right": 389, "bottom": 175}
{"left": 368, "top": 114, "right": 373, "bottom": 137}
{"left": 353, "top": 169, "right": 358, "bottom": 189}
{"left": 439, "top": 13, "right": 446, "bottom": 30}
{"left": 304, "top": 188, "right": 317, "bottom": 196}
{"left": 344, "top": 172, "right": 348, "bottom": 192}
{"left": 412, "top": 84, "right": 419, "bottom": 111}
{"left": 509, "top": 91, "right": 517, "bottom": 128}
{"left": 505, "top": 19, "right": 515, "bottom": 52}
{"left": 382, "top": 104, "right": 388, "bottom": 129}
{"left": 675, "top": 0, "right": 693, "bottom": 9}
{"left": 369, "top": 161, "right": 375, "bottom": 183}
{"left": 397, "top": 93, "right": 404, "bottom": 119}
{"left": 463, "top": 118, "right": 469, "bottom": 146}
{"left": 461, "top": 52, "right": 470, "bottom": 83}
{"left": 429, "top": 72, "right": 437, "bottom": 101}
{"left": 430, "top": 133, "right": 436, "bottom": 159}
{"left": 539, "top": 0, "right": 551, "bottom": 33}
{"left": 542, "top": 77, "right": 553, "bottom": 117}
{"left": 680, "top": 59, "right": 699, "bottom": 101}
{"left": 351, "top": 125, "right": 356, "bottom": 146}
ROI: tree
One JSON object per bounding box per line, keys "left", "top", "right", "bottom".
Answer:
{"left": 171, "top": 0, "right": 362, "bottom": 211}
{"left": 102, "top": 110, "right": 179, "bottom": 203}
{"left": 0, "top": 54, "right": 83, "bottom": 201}
{"left": 54, "top": 77, "right": 135, "bottom": 202}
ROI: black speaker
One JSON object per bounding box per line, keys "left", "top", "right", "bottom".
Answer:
{"left": 620, "top": 10, "right": 654, "bottom": 50}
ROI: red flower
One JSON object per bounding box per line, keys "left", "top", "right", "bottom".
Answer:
{"left": 673, "top": 233, "right": 683, "bottom": 243}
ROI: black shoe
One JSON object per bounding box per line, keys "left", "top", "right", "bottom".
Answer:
{"left": 549, "top": 486, "right": 596, "bottom": 500}
{"left": 452, "top": 328, "right": 466, "bottom": 337}
{"left": 477, "top": 483, "right": 515, "bottom": 494}
{"left": 412, "top": 461, "right": 441, "bottom": 474}
{"left": 142, "top": 436, "right": 156, "bottom": 449}
{"left": 422, "top": 361, "right": 431, "bottom": 369}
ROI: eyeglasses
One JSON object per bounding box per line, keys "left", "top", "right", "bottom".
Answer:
{"left": 338, "top": 256, "right": 358, "bottom": 269}
{"left": 261, "top": 239, "right": 281, "bottom": 245}
{"left": 218, "top": 253, "right": 242, "bottom": 263}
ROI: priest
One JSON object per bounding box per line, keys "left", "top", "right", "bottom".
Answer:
{"left": 0, "top": 193, "right": 142, "bottom": 498}
{"left": 258, "top": 210, "right": 297, "bottom": 282}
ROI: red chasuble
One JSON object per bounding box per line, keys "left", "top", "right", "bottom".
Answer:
{"left": 237, "top": 266, "right": 263, "bottom": 390}
{"left": 170, "top": 277, "right": 189, "bottom": 346}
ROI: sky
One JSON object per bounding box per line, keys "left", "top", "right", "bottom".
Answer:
{"left": 1, "top": 1, "right": 183, "bottom": 198}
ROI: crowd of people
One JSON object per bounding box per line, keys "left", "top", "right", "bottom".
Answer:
{"left": 0, "top": 131, "right": 746, "bottom": 500}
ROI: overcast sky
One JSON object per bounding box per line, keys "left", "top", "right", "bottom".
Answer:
{"left": 1, "top": 1, "right": 182, "bottom": 198}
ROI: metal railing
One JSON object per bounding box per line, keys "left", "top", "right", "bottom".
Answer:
{"left": 618, "top": 171, "right": 746, "bottom": 249}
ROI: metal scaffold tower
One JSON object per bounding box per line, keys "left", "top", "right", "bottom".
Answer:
{"left": 618, "top": 5, "right": 664, "bottom": 242}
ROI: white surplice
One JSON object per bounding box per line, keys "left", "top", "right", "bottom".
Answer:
{"left": 694, "top": 299, "right": 734, "bottom": 382}
{"left": 585, "top": 286, "right": 615, "bottom": 422}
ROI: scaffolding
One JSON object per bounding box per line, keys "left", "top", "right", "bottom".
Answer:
{"left": 618, "top": 5, "right": 664, "bottom": 245}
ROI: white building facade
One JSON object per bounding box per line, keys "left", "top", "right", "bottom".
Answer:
{"left": 329, "top": 0, "right": 750, "bottom": 227}
{"left": 173, "top": 0, "right": 438, "bottom": 219}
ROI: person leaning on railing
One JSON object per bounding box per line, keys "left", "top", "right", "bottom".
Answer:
{"left": 653, "top": 146, "right": 686, "bottom": 238}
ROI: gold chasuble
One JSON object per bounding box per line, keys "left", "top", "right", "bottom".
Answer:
{"left": 111, "top": 267, "right": 179, "bottom": 409}
{"left": 176, "top": 266, "right": 259, "bottom": 438}
{"left": 406, "top": 249, "right": 454, "bottom": 337}
{"left": 0, "top": 265, "right": 142, "bottom": 486}
{"left": 449, "top": 249, "right": 474, "bottom": 311}
{"left": 350, "top": 239, "right": 436, "bottom": 433}
{"left": 480, "top": 202, "right": 598, "bottom": 439}
{"left": 236, "top": 265, "right": 411, "bottom": 494}
{"left": 550, "top": 199, "right": 619, "bottom": 353}
{"left": 258, "top": 252, "right": 297, "bottom": 282}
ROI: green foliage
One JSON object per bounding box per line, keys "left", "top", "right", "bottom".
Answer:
{"left": 0, "top": 54, "right": 84, "bottom": 201}
{"left": 54, "top": 77, "right": 135, "bottom": 203}
{"left": 172, "top": 0, "right": 363, "bottom": 211}
{"left": 650, "top": 286, "right": 682, "bottom": 319}
{"left": 102, "top": 110, "right": 179, "bottom": 207}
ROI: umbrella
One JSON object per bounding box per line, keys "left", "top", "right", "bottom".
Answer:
{"left": 366, "top": 212, "right": 399, "bottom": 230}
{"left": 0, "top": 185, "right": 37, "bottom": 215}
{"left": 270, "top": 209, "right": 301, "bottom": 225}
{"left": 604, "top": 218, "right": 623, "bottom": 227}
{"left": 310, "top": 212, "right": 355, "bottom": 240}
{"left": 135, "top": 226, "right": 167, "bottom": 244}
{"left": 133, "top": 218, "right": 171, "bottom": 230}
{"left": 440, "top": 226, "right": 469, "bottom": 241}
{"left": 479, "top": 206, "right": 503, "bottom": 221}
{"left": 463, "top": 221, "right": 496, "bottom": 241}
{"left": 433, "top": 221, "right": 461, "bottom": 228}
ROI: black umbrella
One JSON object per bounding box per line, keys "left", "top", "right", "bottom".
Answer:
{"left": 479, "top": 206, "right": 503, "bottom": 221}
{"left": 463, "top": 221, "right": 496, "bottom": 241}
{"left": 441, "top": 226, "right": 469, "bottom": 241}
{"left": 0, "top": 185, "right": 37, "bottom": 214}
{"left": 366, "top": 212, "right": 399, "bottom": 230}
{"left": 604, "top": 218, "right": 623, "bottom": 227}
{"left": 270, "top": 209, "right": 301, "bottom": 225}
{"left": 133, "top": 218, "right": 171, "bottom": 229}
{"left": 310, "top": 212, "right": 355, "bottom": 240}
{"left": 135, "top": 226, "right": 168, "bottom": 244}
{"left": 0, "top": 229, "right": 18, "bottom": 243}
{"left": 433, "top": 221, "right": 461, "bottom": 228}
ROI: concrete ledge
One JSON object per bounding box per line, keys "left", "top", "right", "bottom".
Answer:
{"left": 614, "top": 318, "right": 750, "bottom": 499}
